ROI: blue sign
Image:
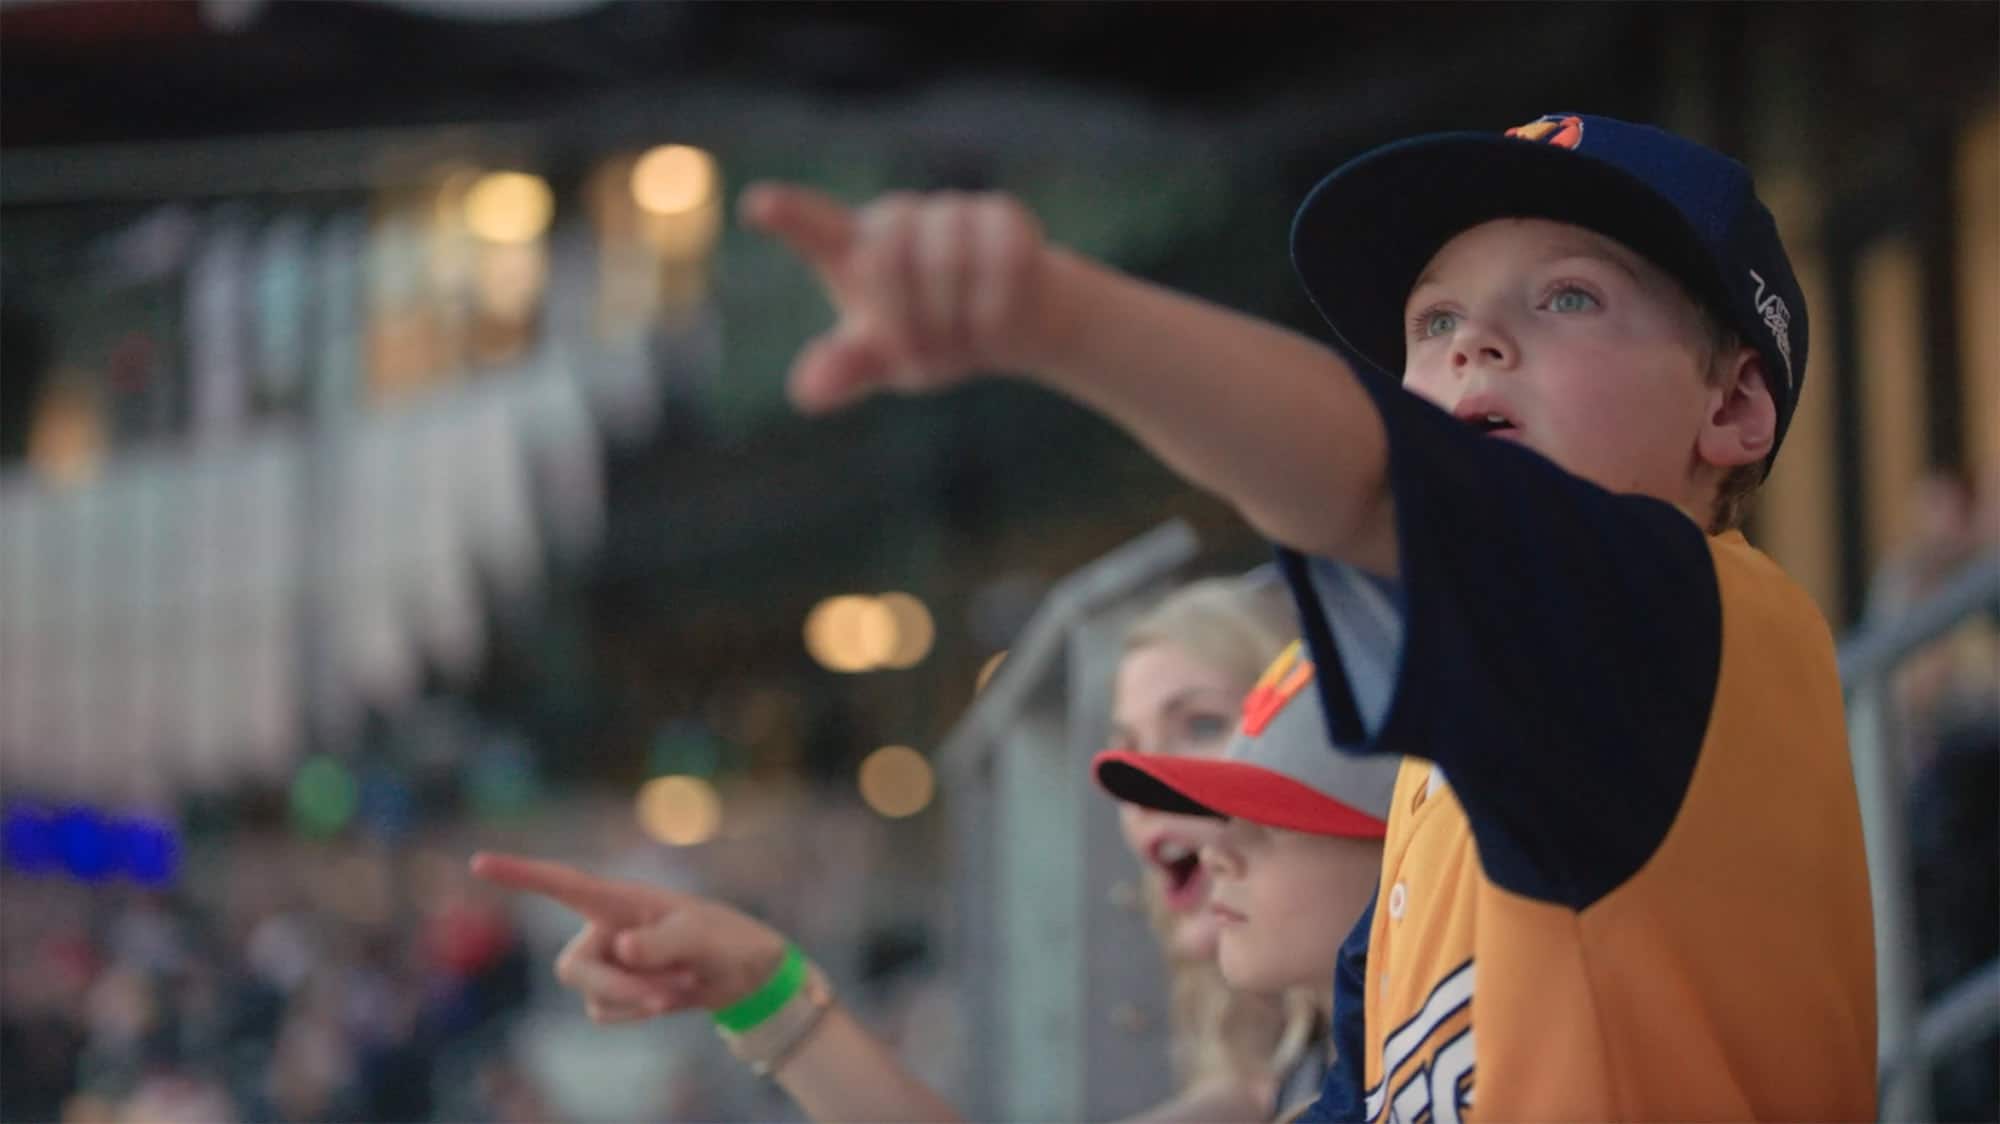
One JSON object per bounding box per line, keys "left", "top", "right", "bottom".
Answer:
{"left": 2, "top": 803, "right": 181, "bottom": 887}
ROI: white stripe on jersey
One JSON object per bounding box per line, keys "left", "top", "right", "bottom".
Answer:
{"left": 1366, "top": 960, "right": 1475, "bottom": 1120}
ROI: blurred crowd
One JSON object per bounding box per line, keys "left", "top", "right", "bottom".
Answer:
{"left": 2, "top": 835, "right": 539, "bottom": 1123}
{"left": 1, "top": 788, "right": 963, "bottom": 1123}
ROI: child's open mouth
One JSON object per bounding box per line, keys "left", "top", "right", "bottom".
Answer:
{"left": 1452, "top": 397, "right": 1520, "bottom": 439}
{"left": 1149, "top": 838, "right": 1208, "bottom": 911}
{"left": 1467, "top": 412, "right": 1521, "bottom": 439}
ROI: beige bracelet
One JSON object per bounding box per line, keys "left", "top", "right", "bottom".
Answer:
{"left": 715, "top": 957, "right": 835, "bottom": 1078}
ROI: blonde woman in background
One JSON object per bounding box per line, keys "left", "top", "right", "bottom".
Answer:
{"left": 1107, "top": 576, "right": 1329, "bottom": 1121}
{"left": 471, "top": 574, "right": 1373, "bottom": 1123}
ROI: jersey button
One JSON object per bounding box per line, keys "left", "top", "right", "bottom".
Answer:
{"left": 1388, "top": 881, "right": 1408, "bottom": 920}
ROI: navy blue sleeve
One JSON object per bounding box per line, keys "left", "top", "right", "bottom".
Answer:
{"left": 1297, "top": 896, "right": 1374, "bottom": 1124}
{"left": 1279, "top": 366, "right": 1722, "bottom": 910}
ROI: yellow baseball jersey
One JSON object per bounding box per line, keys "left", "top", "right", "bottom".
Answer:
{"left": 1279, "top": 371, "right": 1876, "bottom": 1122}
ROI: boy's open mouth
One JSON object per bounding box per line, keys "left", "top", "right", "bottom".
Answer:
{"left": 1454, "top": 403, "right": 1521, "bottom": 438}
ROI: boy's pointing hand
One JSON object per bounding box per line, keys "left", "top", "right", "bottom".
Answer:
{"left": 739, "top": 182, "right": 1057, "bottom": 413}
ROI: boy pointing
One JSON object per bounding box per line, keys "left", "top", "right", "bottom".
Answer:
{"left": 741, "top": 112, "right": 1874, "bottom": 1121}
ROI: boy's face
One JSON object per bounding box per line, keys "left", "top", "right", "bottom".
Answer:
{"left": 1401, "top": 218, "right": 1723, "bottom": 509}
{"left": 1201, "top": 818, "right": 1381, "bottom": 994}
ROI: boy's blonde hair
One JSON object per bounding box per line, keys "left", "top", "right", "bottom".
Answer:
{"left": 1122, "top": 576, "right": 1322, "bottom": 1097}
{"left": 1710, "top": 459, "right": 1762, "bottom": 533}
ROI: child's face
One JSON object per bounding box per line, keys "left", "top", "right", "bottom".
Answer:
{"left": 1201, "top": 818, "right": 1381, "bottom": 994}
{"left": 1401, "top": 218, "right": 1722, "bottom": 510}
{"left": 1110, "top": 643, "right": 1246, "bottom": 962}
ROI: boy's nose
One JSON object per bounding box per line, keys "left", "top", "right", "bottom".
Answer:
{"left": 1198, "top": 839, "right": 1240, "bottom": 879}
{"left": 1449, "top": 321, "right": 1514, "bottom": 371}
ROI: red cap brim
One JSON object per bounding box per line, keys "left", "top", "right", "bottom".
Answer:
{"left": 1092, "top": 749, "right": 1388, "bottom": 840}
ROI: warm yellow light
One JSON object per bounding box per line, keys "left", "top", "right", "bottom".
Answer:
{"left": 635, "top": 775, "right": 722, "bottom": 846}
{"left": 464, "top": 171, "right": 554, "bottom": 244}
{"left": 859, "top": 746, "right": 934, "bottom": 819}
{"left": 631, "top": 145, "right": 717, "bottom": 216}
{"left": 975, "top": 650, "right": 1008, "bottom": 693}
{"left": 27, "top": 384, "right": 104, "bottom": 488}
{"left": 639, "top": 202, "right": 723, "bottom": 264}
{"left": 804, "top": 595, "right": 899, "bottom": 672}
{"left": 876, "top": 592, "right": 935, "bottom": 669}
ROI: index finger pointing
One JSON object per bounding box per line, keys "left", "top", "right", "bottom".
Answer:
{"left": 738, "top": 182, "right": 854, "bottom": 266}
{"left": 470, "top": 851, "right": 668, "bottom": 927}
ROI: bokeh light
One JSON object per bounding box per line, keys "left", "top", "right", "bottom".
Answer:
{"left": 2, "top": 805, "right": 57, "bottom": 873}
{"left": 4, "top": 805, "right": 181, "bottom": 886}
{"left": 463, "top": 171, "right": 554, "bottom": 244}
{"left": 635, "top": 775, "right": 722, "bottom": 846}
{"left": 357, "top": 768, "right": 416, "bottom": 841}
{"left": 118, "top": 819, "right": 180, "bottom": 887}
{"left": 804, "top": 595, "right": 899, "bottom": 672}
{"left": 876, "top": 592, "right": 935, "bottom": 669}
{"left": 631, "top": 145, "right": 717, "bottom": 216}
{"left": 27, "top": 383, "right": 106, "bottom": 488}
{"left": 53, "top": 808, "right": 116, "bottom": 881}
{"left": 290, "top": 755, "right": 359, "bottom": 837}
{"left": 858, "top": 746, "right": 934, "bottom": 819}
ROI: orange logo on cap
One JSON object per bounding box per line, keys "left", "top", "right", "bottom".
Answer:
{"left": 1241, "top": 640, "right": 1315, "bottom": 737}
{"left": 1506, "top": 114, "right": 1583, "bottom": 150}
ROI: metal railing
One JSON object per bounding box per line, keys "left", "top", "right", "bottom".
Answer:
{"left": 934, "top": 519, "right": 1198, "bottom": 1123}
{"left": 1841, "top": 551, "right": 2000, "bottom": 1121}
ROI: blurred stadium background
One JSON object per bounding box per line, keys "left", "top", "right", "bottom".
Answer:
{"left": 0, "top": 3, "right": 1994, "bottom": 1122}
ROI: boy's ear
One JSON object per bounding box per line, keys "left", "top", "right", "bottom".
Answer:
{"left": 1697, "top": 346, "right": 1776, "bottom": 470}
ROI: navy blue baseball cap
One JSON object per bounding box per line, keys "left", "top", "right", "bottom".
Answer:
{"left": 1291, "top": 113, "right": 1808, "bottom": 466}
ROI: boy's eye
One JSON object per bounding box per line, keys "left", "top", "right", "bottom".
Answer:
{"left": 1546, "top": 286, "right": 1599, "bottom": 313}
{"left": 1411, "top": 308, "right": 1459, "bottom": 339}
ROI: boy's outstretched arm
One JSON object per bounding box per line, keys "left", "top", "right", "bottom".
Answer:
{"left": 741, "top": 184, "right": 1397, "bottom": 575}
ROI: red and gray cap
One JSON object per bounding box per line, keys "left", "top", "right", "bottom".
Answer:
{"left": 1093, "top": 641, "right": 1397, "bottom": 839}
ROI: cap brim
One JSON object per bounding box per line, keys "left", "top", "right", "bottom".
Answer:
{"left": 1093, "top": 749, "right": 1388, "bottom": 839}
{"left": 1290, "top": 131, "right": 1729, "bottom": 381}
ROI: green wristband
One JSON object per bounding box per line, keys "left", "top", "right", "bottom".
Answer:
{"left": 712, "top": 944, "right": 807, "bottom": 1033}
